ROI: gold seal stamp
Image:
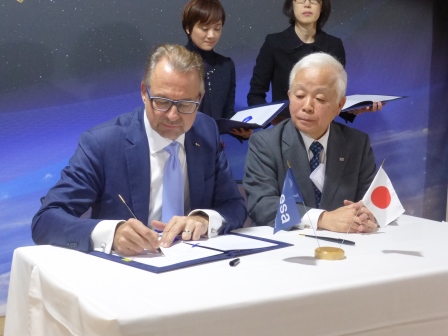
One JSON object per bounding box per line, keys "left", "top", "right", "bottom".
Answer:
{"left": 315, "top": 247, "right": 345, "bottom": 260}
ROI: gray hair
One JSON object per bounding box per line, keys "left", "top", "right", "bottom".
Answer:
{"left": 143, "top": 44, "right": 205, "bottom": 94}
{"left": 289, "top": 52, "right": 347, "bottom": 100}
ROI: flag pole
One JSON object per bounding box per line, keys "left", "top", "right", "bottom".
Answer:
{"left": 290, "top": 160, "right": 345, "bottom": 260}
{"left": 340, "top": 205, "right": 362, "bottom": 247}
{"left": 287, "top": 160, "right": 320, "bottom": 248}
{"left": 341, "top": 158, "right": 386, "bottom": 246}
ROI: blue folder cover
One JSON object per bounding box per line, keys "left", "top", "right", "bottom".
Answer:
{"left": 341, "top": 95, "right": 406, "bottom": 112}
{"left": 89, "top": 233, "right": 293, "bottom": 274}
{"left": 216, "top": 101, "right": 289, "bottom": 134}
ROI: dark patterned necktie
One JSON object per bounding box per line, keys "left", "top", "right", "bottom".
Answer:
{"left": 309, "top": 141, "right": 323, "bottom": 208}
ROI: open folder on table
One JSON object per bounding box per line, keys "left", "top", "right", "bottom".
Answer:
{"left": 90, "top": 233, "right": 292, "bottom": 273}
{"left": 216, "top": 101, "right": 289, "bottom": 134}
{"left": 341, "top": 94, "right": 406, "bottom": 113}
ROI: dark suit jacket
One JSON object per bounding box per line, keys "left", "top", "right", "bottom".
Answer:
{"left": 243, "top": 120, "right": 376, "bottom": 226}
{"left": 32, "top": 108, "right": 247, "bottom": 251}
{"left": 247, "top": 25, "right": 354, "bottom": 122}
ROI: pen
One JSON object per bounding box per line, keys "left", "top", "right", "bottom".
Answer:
{"left": 299, "top": 234, "right": 355, "bottom": 246}
{"left": 118, "top": 194, "right": 165, "bottom": 256}
{"left": 229, "top": 258, "right": 240, "bottom": 267}
{"left": 242, "top": 116, "right": 253, "bottom": 123}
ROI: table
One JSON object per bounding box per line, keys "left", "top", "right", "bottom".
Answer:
{"left": 5, "top": 215, "right": 448, "bottom": 335}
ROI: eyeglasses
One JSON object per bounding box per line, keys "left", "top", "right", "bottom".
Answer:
{"left": 145, "top": 86, "right": 200, "bottom": 114}
{"left": 294, "top": 0, "right": 322, "bottom": 4}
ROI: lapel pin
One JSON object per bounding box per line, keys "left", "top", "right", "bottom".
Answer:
{"left": 339, "top": 157, "right": 345, "bottom": 161}
{"left": 195, "top": 143, "right": 200, "bottom": 147}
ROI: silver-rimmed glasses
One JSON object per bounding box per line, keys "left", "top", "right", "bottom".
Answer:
{"left": 145, "top": 86, "right": 200, "bottom": 114}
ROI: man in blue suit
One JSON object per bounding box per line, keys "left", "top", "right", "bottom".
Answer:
{"left": 32, "top": 44, "right": 246, "bottom": 256}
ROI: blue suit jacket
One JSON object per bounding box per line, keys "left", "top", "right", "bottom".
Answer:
{"left": 32, "top": 108, "right": 246, "bottom": 251}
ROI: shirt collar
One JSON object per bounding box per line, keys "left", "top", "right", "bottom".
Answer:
{"left": 186, "top": 39, "right": 216, "bottom": 65}
{"left": 284, "top": 25, "right": 326, "bottom": 51}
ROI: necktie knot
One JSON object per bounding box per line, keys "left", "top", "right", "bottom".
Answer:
{"left": 310, "top": 141, "right": 323, "bottom": 157}
{"left": 165, "top": 141, "right": 179, "bottom": 156}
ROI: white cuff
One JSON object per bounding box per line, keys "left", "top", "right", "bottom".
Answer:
{"left": 91, "top": 220, "right": 124, "bottom": 254}
{"left": 297, "top": 209, "right": 325, "bottom": 230}
{"left": 188, "top": 209, "right": 224, "bottom": 238}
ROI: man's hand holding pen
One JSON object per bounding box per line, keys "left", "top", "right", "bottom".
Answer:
{"left": 112, "top": 215, "right": 209, "bottom": 256}
{"left": 153, "top": 214, "right": 209, "bottom": 248}
{"left": 113, "top": 218, "right": 160, "bottom": 256}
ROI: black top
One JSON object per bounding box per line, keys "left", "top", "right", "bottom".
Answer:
{"left": 186, "top": 40, "right": 236, "bottom": 120}
{"left": 248, "top": 25, "right": 353, "bottom": 121}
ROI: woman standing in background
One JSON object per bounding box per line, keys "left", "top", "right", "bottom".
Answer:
{"left": 248, "top": 0, "right": 381, "bottom": 124}
{"left": 182, "top": 0, "right": 251, "bottom": 138}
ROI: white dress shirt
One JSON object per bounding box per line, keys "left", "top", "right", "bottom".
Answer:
{"left": 145, "top": 114, "right": 189, "bottom": 223}
{"left": 91, "top": 110, "right": 223, "bottom": 253}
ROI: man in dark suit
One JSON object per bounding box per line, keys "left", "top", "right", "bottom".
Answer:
{"left": 32, "top": 44, "right": 246, "bottom": 256}
{"left": 243, "top": 52, "right": 377, "bottom": 233}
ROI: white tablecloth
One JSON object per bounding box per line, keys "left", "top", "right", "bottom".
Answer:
{"left": 5, "top": 215, "right": 448, "bottom": 335}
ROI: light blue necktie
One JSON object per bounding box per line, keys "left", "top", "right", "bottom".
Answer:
{"left": 162, "top": 141, "right": 184, "bottom": 222}
{"left": 309, "top": 141, "right": 323, "bottom": 208}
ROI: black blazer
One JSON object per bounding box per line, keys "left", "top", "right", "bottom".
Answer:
{"left": 247, "top": 26, "right": 352, "bottom": 121}
{"left": 186, "top": 40, "right": 236, "bottom": 120}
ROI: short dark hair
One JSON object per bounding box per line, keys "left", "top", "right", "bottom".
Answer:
{"left": 182, "top": 0, "right": 226, "bottom": 35}
{"left": 282, "top": 0, "right": 331, "bottom": 31}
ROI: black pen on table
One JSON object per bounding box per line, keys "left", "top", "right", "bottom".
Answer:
{"left": 118, "top": 194, "right": 165, "bottom": 256}
{"left": 229, "top": 258, "right": 240, "bottom": 267}
{"left": 299, "top": 234, "right": 355, "bottom": 246}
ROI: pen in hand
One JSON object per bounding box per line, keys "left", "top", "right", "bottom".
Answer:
{"left": 299, "top": 234, "right": 355, "bottom": 246}
{"left": 118, "top": 194, "right": 165, "bottom": 256}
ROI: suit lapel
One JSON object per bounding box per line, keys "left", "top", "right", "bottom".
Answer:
{"left": 321, "top": 122, "right": 348, "bottom": 208}
{"left": 124, "top": 109, "right": 150, "bottom": 224}
{"left": 282, "top": 121, "right": 317, "bottom": 208}
{"left": 185, "top": 127, "right": 205, "bottom": 210}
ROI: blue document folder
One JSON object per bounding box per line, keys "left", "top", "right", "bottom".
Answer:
{"left": 341, "top": 94, "right": 406, "bottom": 112}
{"left": 90, "top": 233, "right": 292, "bottom": 273}
{"left": 216, "top": 101, "right": 289, "bottom": 134}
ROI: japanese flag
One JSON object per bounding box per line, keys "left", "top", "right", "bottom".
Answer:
{"left": 362, "top": 167, "right": 405, "bottom": 227}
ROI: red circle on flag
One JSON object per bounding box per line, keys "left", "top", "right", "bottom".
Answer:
{"left": 371, "top": 186, "right": 391, "bottom": 209}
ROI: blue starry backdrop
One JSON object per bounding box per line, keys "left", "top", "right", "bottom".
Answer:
{"left": 1, "top": 0, "right": 447, "bottom": 314}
